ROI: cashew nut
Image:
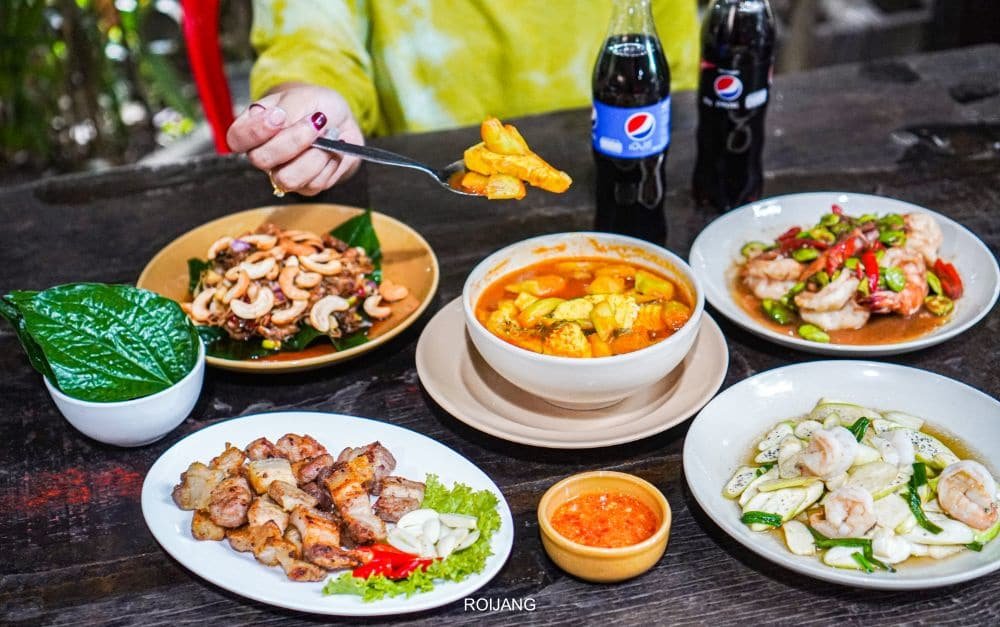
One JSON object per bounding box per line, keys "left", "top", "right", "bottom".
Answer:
{"left": 224, "top": 266, "right": 241, "bottom": 281}
{"left": 269, "top": 245, "right": 287, "bottom": 260}
{"left": 230, "top": 287, "right": 274, "bottom": 320}
{"left": 308, "top": 295, "right": 350, "bottom": 332}
{"left": 247, "top": 282, "right": 259, "bottom": 300}
{"left": 270, "top": 299, "right": 308, "bottom": 325}
{"left": 189, "top": 288, "right": 216, "bottom": 322}
{"left": 202, "top": 270, "right": 222, "bottom": 286}
{"left": 363, "top": 294, "right": 392, "bottom": 319}
{"left": 300, "top": 253, "right": 343, "bottom": 276}
{"left": 266, "top": 264, "right": 280, "bottom": 281}
{"left": 281, "top": 240, "right": 322, "bottom": 257}
{"left": 295, "top": 271, "right": 321, "bottom": 288}
{"left": 379, "top": 280, "right": 410, "bottom": 302}
{"left": 285, "top": 255, "right": 299, "bottom": 267}
{"left": 278, "top": 266, "right": 311, "bottom": 300}
{"left": 283, "top": 230, "right": 325, "bottom": 245}
{"left": 240, "top": 257, "right": 276, "bottom": 279}
{"left": 223, "top": 270, "right": 250, "bottom": 304}
{"left": 207, "top": 236, "right": 232, "bottom": 259}
{"left": 242, "top": 234, "right": 277, "bottom": 250}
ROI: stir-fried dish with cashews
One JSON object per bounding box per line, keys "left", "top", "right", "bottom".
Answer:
{"left": 736, "top": 205, "right": 964, "bottom": 345}
{"left": 725, "top": 400, "right": 1000, "bottom": 573}
{"left": 183, "top": 217, "right": 409, "bottom": 358}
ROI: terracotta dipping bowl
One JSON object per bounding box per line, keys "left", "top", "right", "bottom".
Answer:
{"left": 537, "top": 471, "right": 672, "bottom": 583}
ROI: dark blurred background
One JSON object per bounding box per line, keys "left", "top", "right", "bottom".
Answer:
{"left": 0, "top": 0, "right": 997, "bottom": 185}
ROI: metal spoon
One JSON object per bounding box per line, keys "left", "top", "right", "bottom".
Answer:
{"left": 311, "top": 137, "right": 474, "bottom": 196}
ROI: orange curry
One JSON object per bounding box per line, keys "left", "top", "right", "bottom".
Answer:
{"left": 475, "top": 257, "right": 692, "bottom": 358}
{"left": 551, "top": 492, "right": 659, "bottom": 548}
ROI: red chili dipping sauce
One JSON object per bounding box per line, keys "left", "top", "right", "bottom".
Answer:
{"left": 550, "top": 491, "right": 658, "bottom": 548}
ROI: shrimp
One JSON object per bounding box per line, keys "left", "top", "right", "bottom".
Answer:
{"left": 799, "top": 427, "right": 859, "bottom": 480}
{"left": 871, "top": 429, "right": 915, "bottom": 468}
{"left": 799, "top": 300, "right": 870, "bottom": 331}
{"left": 904, "top": 212, "right": 943, "bottom": 265}
{"left": 743, "top": 256, "right": 802, "bottom": 300}
{"left": 810, "top": 485, "right": 877, "bottom": 538}
{"left": 937, "top": 460, "right": 999, "bottom": 531}
{"left": 794, "top": 270, "right": 859, "bottom": 313}
{"left": 867, "top": 247, "right": 928, "bottom": 316}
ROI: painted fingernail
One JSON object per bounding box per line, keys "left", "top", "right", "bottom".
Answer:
{"left": 311, "top": 111, "right": 328, "bottom": 131}
{"left": 266, "top": 107, "right": 287, "bottom": 128}
{"left": 248, "top": 103, "right": 265, "bottom": 116}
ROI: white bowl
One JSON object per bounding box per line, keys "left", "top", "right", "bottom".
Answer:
{"left": 44, "top": 340, "right": 205, "bottom": 447}
{"left": 684, "top": 360, "right": 1000, "bottom": 590}
{"left": 689, "top": 192, "right": 1000, "bottom": 356}
{"left": 462, "top": 232, "right": 705, "bottom": 410}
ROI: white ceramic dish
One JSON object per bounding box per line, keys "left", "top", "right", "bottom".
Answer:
{"left": 45, "top": 339, "right": 205, "bottom": 447}
{"left": 463, "top": 232, "right": 705, "bottom": 409}
{"left": 684, "top": 360, "right": 1000, "bottom": 590}
{"left": 689, "top": 192, "right": 1000, "bottom": 356}
{"left": 141, "top": 411, "right": 514, "bottom": 616}
{"left": 417, "top": 298, "right": 728, "bottom": 449}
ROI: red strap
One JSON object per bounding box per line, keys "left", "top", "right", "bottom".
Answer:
{"left": 180, "top": 0, "right": 234, "bottom": 153}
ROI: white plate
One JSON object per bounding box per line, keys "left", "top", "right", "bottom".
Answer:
{"left": 141, "top": 411, "right": 514, "bottom": 616}
{"left": 416, "top": 298, "right": 728, "bottom": 449}
{"left": 684, "top": 360, "right": 1000, "bottom": 590}
{"left": 689, "top": 192, "right": 1000, "bottom": 355}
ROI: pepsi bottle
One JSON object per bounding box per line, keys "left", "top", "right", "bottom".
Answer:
{"left": 592, "top": 0, "right": 671, "bottom": 244}
{"left": 692, "top": 0, "right": 776, "bottom": 211}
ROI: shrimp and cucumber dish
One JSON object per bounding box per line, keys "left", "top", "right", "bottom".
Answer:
{"left": 734, "top": 205, "right": 964, "bottom": 345}
{"left": 725, "top": 399, "right": 1000, "bottom": 573}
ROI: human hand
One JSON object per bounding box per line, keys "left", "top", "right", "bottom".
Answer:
{"left": 226, "top": 84, "right": 364, "bottom": 196}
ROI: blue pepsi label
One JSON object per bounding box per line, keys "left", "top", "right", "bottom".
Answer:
{"left": 591, "top": 98, "right": 671, "bottom": 159}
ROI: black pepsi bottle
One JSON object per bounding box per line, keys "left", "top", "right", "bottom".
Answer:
{"left": 592, "top": 0, "right": 671, "bottom": 244}
{"left": 692, "top": 0, "right": 776, "bottom": 211}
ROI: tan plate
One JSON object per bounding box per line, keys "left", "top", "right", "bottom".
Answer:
{"left": 415, "top": 298, "right": 729, "bottom": 448}
{"left": 137, "top": 204, "right": 439, "bottom": 373}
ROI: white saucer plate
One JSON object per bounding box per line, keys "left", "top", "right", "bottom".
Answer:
{"left": 689, "top": 192, "right": 1000, "bottom": 356}
{"left": 141, "top": 411, "right": 514, "bottom": 616}
{"left": 684, "top": 360, "right": 1000, "bottom": 590}
{"left": 416, "top": 298, "right": 728, "bottom": 449}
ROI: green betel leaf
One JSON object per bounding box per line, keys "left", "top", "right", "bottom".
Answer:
{"left": 188, "top": 258, "right": 213, "bottom": 295}
{"left": 15, "top": 284, "right": 200, "bottom": 402}
{"left": 330, "top": 209, "right": 382, "bottom": 271}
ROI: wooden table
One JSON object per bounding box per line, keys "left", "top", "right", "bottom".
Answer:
{"left": 2, "top": 45, "right": 999, "bottom": 625}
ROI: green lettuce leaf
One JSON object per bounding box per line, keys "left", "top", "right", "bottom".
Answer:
{"left": 5, "top": 284, "right": 200, "bottom": 402}
{"left": 323, "top": 475, "right": 501, "bottom": 602}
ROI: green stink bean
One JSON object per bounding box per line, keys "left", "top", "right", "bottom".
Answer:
{"left": 791, "top": 247, "right": 820, "bottom": 262}
{"left": 762, "top": 298, "right": 795, "bottom": 325}
{"left": 924, "top": 295, "right": 954, "bottom": 316}
{"left": 798, "top": 324, "right": 831, "bottom": 343}
{"left": 884, "top": 266, "right": 906, "bottom": 292}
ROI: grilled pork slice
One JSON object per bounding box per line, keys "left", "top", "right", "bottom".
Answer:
{"left": 225, "top": 521, "right": 282, "bottom": 554}
{"left": 301, "top": 481, "right": 334, "bottom": 512}
{"left": 324, "top": 457, "right": 385, "bottom": 545}
{"left": 247, "top": 457, "right": 297, "bottom": 494}
{"left": 374, "top": 476, "right": 426, "bottom": 523}
{"left": 275, "top": 434, "right": 328, "bottom": 462}
{"left": 245, "top": 437, "right": 280, "bottom": 460}
{"left": 247, "top": 496, "right": 289, "bottom": 532}
{"left": 210, "top": 445, "right": 247, "bottom": 476}
{"left": 172, "top": 462, "right": 227, "bottom": 510}
{"left": 337, "top": 441, "right": 396, "bottom": 493}
{"left": 191, "top": 509, "right": 226, "bottom": 541}
{"left": 289, "top": 505, "right": 364, "bottom": 570}
{"left": 267, "top": 480, "right": 319, "bottom": 511}
{"left": 292, "top": 454, "right": 335, "bottom": 485}
{"left": 208, "top": 476, "right": 253, "bottom": 528}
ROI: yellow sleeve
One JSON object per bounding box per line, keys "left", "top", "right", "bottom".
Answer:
{"left": 249, "top": 0, "right": 381, "bottom": 134}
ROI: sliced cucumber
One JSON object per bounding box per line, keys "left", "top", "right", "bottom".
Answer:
{"left": 872, "top": 419, "right": 901, "bottom": 435}
{"left": 723, "top": 466, "right": 759, "bottom": 499}
{"left": 823, "top": 545, "right": 865, "bottom": 570}
{"left": 738, "top": 467, "right": 780, "bottom": 507}
{"left": 757, "top": 476, "right": 820, "bottom": 492}
{"left": 792, "top": 481, "right": 825, "bottom": 518}
{"left": 847, "top": 461, "right": 899, "bottom": 496}
{"left": 881, "top": 410, "right": 925, "bottom": 430}
{"left": 928, "top": 545, "right": 964, "bottom": 559}
{"left": 778, "top": 435, "right": 805, "bottom": 478}
{"left": 874, "top": 467, "right": 913, "bottom": 499}
{"left": 974, "top": 518, "right": 1000, "bottom": 545}
{"left": 782, "top": 520, "right": 816, "bottom": 556}
{"left": 874, "top": 493, "right": 911, "bottom": 531}
{"left": 808, "top": 400, "right": 883, "bottom": 426}
{"left": 794, "top": 419, "right": 823, "bottom": 440}
{"left": 895, "top": 512, "right": 918, "bottom": 535}
{"left": 901, "top": 429, "right": 960, "bottom": 470}
{"left": 902, "top": 515, "right": 976, "bottom": 545}
{"left": 758, "top": 422, "right": 794, "bottom": 451}
{"left": 908, "top": 542, "right": 929, "bottom": 557}
{"left": 853, "top": 444, "right": 881, "bottom": 466}
{"left": 754, "top": 447, "right": 780, "bottom": 464}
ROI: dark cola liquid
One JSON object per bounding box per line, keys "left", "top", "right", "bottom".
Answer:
{"left": 692, "top": 0, "right": 776, "bottom": 211}
{"left": 593, "top": 34, "right": 671, "bottom": 244}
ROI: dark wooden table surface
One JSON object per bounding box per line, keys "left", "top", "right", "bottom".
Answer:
{"left": 2, "top": 45, "right": 999, "bottom": 626}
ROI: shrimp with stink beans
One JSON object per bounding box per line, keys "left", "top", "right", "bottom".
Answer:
{"left": 798, "top": 427, "right": 858, "bottom": 480}
{"left": 794, "top": 270, "right": 859, "bottom": 313}
{"left": 809, "top": 485, "right": 877, "bottom": 539}
{"left": 743, "top": 255, "right": 802, "bottom": 300}
{"left": 799, "top": 299, "right": 870, "bottom": 331}
{"left": 867, "top": 248, "right": 928, "bottom": 316}
{"left": 904, "top": 212, "right": 943, "bottom": 265}
{"left": 937, "top": 460, "right": 999, "bottom": 531}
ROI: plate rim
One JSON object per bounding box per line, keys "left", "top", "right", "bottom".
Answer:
{"left": 682, "top": 359, "right": 1000, "bottom": 590}
{"left": 416, "top": 297, "right": 729, "bottom": 449}
{"left": 689, "top": 191, "right": 1000, "bottom": 356}
{"left": 140, "top": 410, "right": 514, "bottom": 616}
{"left": 136, "top": 203, "right": 440, "bottom": 372}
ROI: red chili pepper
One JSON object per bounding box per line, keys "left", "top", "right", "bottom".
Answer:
{"left": 823, "top": 236, "right": 859, "bottom": 275}
{"left": 776, "top": 226, "right": 802, "bottom": 242}
{"left": 933, "top": 259, "right": 964, "bottom": 298}
{"left": 779, "top": 237, "right": 829, "bottom": 253}
{"left": 832, "top": 204, "right": 844, "bottom": 216}
{"left": 861, "top": 251, "right": 880, "bottom": 292}
{"left": 352, "top": 560, "right": 395, "bottom": 579}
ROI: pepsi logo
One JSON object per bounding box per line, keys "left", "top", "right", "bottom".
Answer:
{"left": 714, "top": 75, "right": 743, "bottom": 101}
{"left": 624, "top": 112, "right": 656, "bottom": 141}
